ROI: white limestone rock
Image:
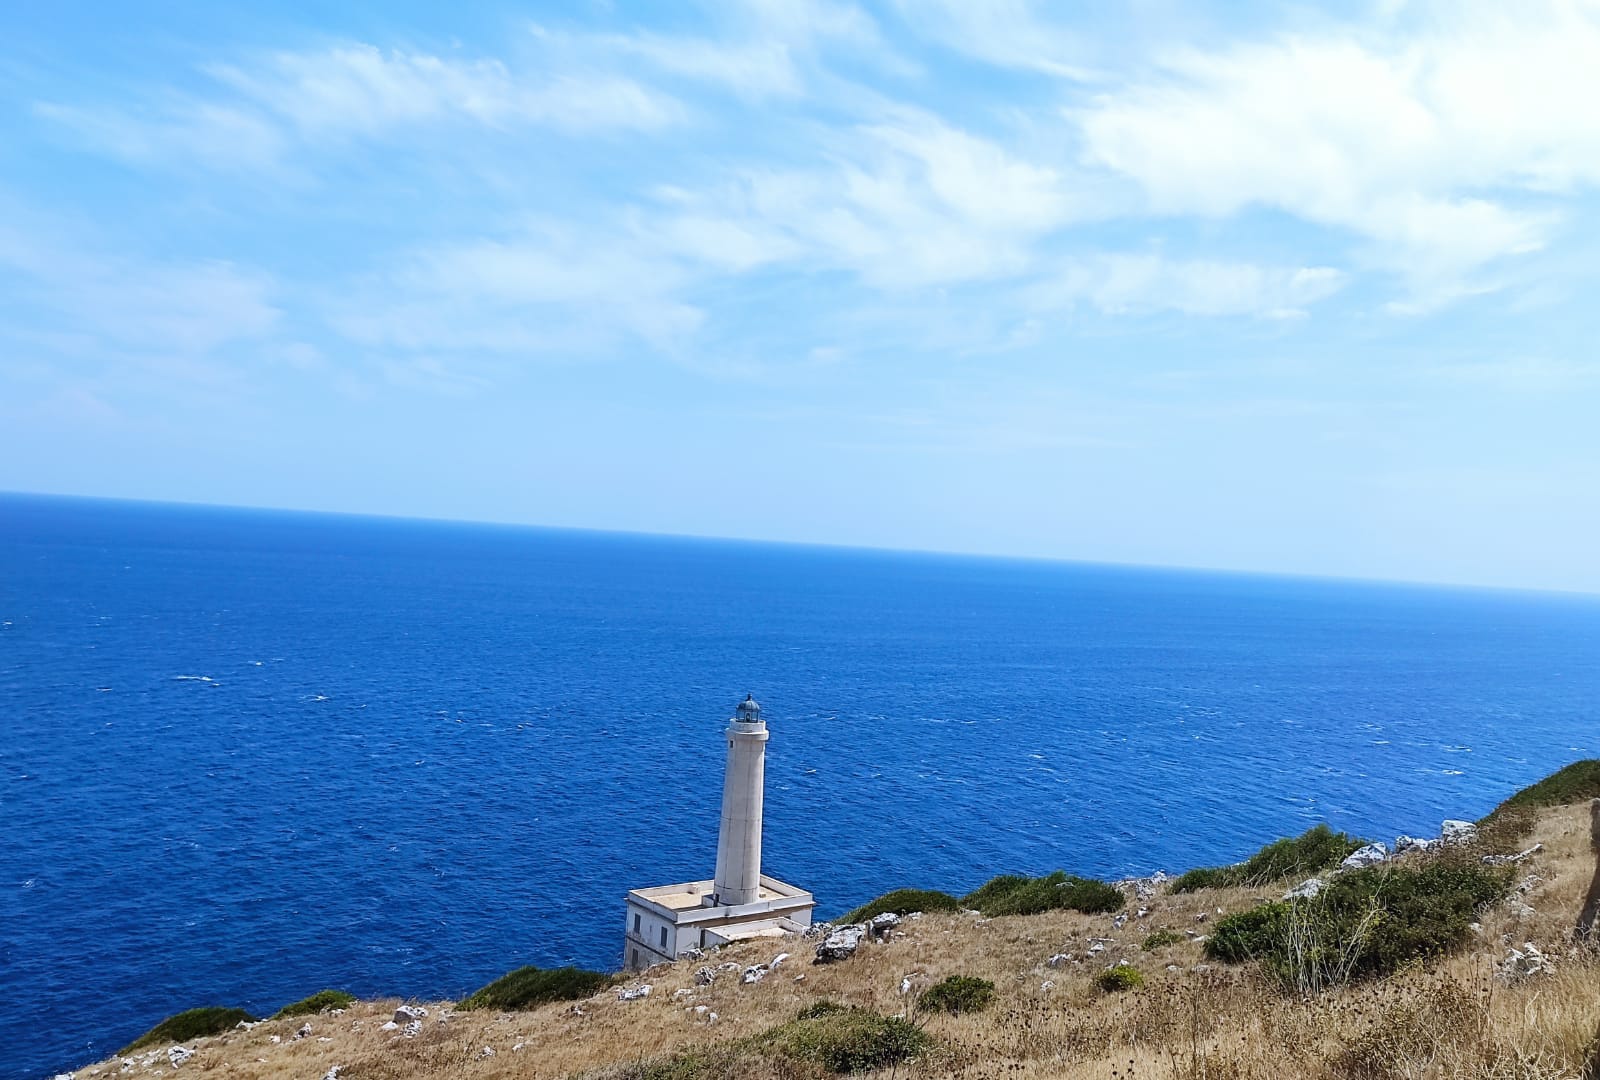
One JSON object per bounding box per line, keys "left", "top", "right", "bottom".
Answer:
{"left": 379, "top": 1021, "right": 399, "bottom": 1031}
{"left": 1496, "top": 942, "right": 1555, "bottom": 980}
{"left": 770, "top": 952, "right": 790, "bottom": 968}
{"left": 1394, "top": 835, "right": 1439, "bottom": 855}
{"left": 616, "top": 984, "right": 653, "bottom": 1001}
{"left": 294, "top": 1023, "right": 312, "bottom": 1040}
{"left": 1442, "top": 820, "right": 1479, "bottom": 845}
{"left": 742, "top": 965, "right": 768, "bottom": 984}
{"left": 694, "top": 966, "right": 716, "bottom": 986}
{"left": 323, "top": 1067, "right": 342, "bottom": 1080}
{"left": 401, "top": 1020, "right": 422, "bottom": 1038}
{"left": 814, "top": 924, "right": 866, "bottom": 963}
{"left": 1284, "top": 877, "right": 1326, "bottom": 900}
{"left": 167, "top": 1047, "right": 194, "bottom": 1068}
{"left": 1046, "top": 952, "right": 1072, "bottom": 967}
{"left": 1341, "top": 842, "right": 1389, "bottom": 870}
{"left": 393, "top": 1005, "right": 428, "bottom": 1025}
{"left": 1483, "top": 844, "right": 1544, "bottom": 866}
{"left": 868, "top": 912, "right": 901, "bottom": 938}
{"left": 479, "top": 1047, "right": 495, "bottom": 1058}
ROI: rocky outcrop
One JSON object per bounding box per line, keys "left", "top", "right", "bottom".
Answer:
{"left": 1341, "top": 842, "right": 1389, "bottom": 870}
{"left": 1283, "top": 877, "right": 1325, "bottom": 900}
{"left": 814, "top": 924, "right": 866, "bottom": 963}
{"left": 1496, "top": 941, "right": 1555, "bottom": 980}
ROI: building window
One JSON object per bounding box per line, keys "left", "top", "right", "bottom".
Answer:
{"left": 631, "top": 948, "right": 639, "bottom": 968}
{"left": 659, "top": 926, "right": 668, "bottom": 949}
{"left": 633, "top": 913, "right": 641, "bottom": 934}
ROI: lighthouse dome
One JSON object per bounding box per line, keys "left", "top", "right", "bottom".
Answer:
{"left": 735, "top": 694, "right": 762, "bottom": 722}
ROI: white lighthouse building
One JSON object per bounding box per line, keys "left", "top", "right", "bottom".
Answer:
{"left": 623, "top": 695, "right": 815, "bottom": 971}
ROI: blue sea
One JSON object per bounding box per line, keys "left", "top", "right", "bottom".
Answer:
{"left": 4, "top": 493, "right": 1599, "bottom": 1079}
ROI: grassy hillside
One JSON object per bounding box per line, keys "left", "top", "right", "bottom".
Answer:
{"left": 72, "top": 768, "right": 1600, "bottom": 1080}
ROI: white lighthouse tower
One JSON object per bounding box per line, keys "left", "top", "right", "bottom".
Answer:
{"left": 713, "top": 694, "right": 768, "bottom": 905}
{"left": 622, "top": 695, "right": 815, "bottom": 971}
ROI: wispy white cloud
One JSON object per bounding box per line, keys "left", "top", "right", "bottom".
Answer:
{"left": 1031, "top": 255, "right": 1346, "bottom": 318}
{"left": 647, "top": 111, "right": 1078, "bottom": 287}
{"left": 1072, "top": 1, "right": 1600, "bottom": 306}
{"left": 332, "top": 226, "right": 703, "bottom": 355}
{"left": 889, "top": 0, "right": 1095, "bottom": 78}
{"left": 0, "top": 224, "right": 279, "bottom": 356}
{"left": 37, "top": 43, "right": 685, "bottom": 172}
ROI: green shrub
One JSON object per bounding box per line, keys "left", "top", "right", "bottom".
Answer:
{"left": 120, "top": 1006, "right": 257, "bottom": 1053}
{"left": 587, "top": 1004, "right": 931, "bottom": 1078}
{"left": 1479, "top": 759, "right": 1600, "bottom": 845}
{"left": 1141, "top": 929, "right": 1184, "bottom": 952}
{"left": 1490, "top": 758, "right": 1600, "bottom": 814}
{"left": 917, "top": 975, "right": 995, "bottom": 1014}
{"left": 459, "top": 965, "right": 615, "bottom": 1011}
{"left": 1204, "top": 855, "right": 1512, "bottom": 990}
{"left": 757, "top": 1002, "right": 932, "bottom": 1073}
{"left": 581, "top": 1045, "right": 746, "bottom": 1080}
{"left": 271, "top": 989, "right": 355, "bottom": 1019}
{"left": 1094, "top": 966, "right": 1145, "bottom": 992}
{"left": 963, "top": 871, "right": 1123, "bottom": 917}
{"left": 1172, "top": 824, "right": 1364, "bottom": 893}
{"left": 839, "top": 887, "right": 962, "bottom": 925}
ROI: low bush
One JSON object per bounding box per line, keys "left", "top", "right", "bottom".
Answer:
{"left": 1141, "top": 929, "right": 1184, "bottom": 952}
{"left": 459, "top": 965, "right": 615, "bottom": 1011}
{"left": 271, "top": 989, "right": 355, "bottom": 1019}
{"left": 1205, "top": 855, "right": 1512, "bottom": 991}
{"left": 1094, "top": 966, "right": 1145, "bottom": 993}
{"left": 917, "top": 975, "right": 995, "bottom": 1014}
{"left": 1172, "top": 824, "right": 1364, "bottom": 893}
{"left": 1491, "top": 758, "right": 1600, "bottom": 814}
{"left": 588, "top": 1003, "right": 931, "bottom": 1079}
{"left": 838, "top": 887, "right": 962, "bottom": 925}
{"left": 1479, "top": 759, "right": 1600, "bottom": 845}
{"left": 963, "top": 871, "right": 1123, "bottom": 917}
{"left": 120, "top": 1006, "right": 257, "bottom": 1053}
{"left": 756, "top": 1002, "right": 932, "bottom": 1073}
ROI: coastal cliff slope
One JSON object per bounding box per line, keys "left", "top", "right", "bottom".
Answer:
{"left": 63, "top": 784, "right": 1600, "bottom": 1080}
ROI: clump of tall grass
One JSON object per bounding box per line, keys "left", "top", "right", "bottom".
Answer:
{"left": 917, "top": 975, "right": 995, "bottom": 1014}
{"left": 120, "top": 1006, "right": 256, "bottom": 1054}
{"left": 271, "top": 989, "right": 355, "bottom": 1019}
{"left": 1205, "top": 854, "right": 1512, "bottom": 992}
{"left": 1171, "top": 824, "right": 1364, "bottom": 893}
{"left": 837, "top": 887, "right": 962, "bottom": 924}
{"left": 842, "top": 870, "right": 1122, "bottom": 924}
{"left": 459, "top": 965, "right": 615, "bottom": 1011}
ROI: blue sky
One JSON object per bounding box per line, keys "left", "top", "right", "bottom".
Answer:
{"left": 3, "top": 1, "right": 1598, "bottom": 592}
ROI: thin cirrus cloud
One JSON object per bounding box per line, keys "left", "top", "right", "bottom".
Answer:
{"left": 1032, "top": 256, "right": 1347, "bottom": 319}
{"left": 0, "top": 225, "right": 279, "bottom": 357}
{"left": 23, "top": 0, "right": 1600, "bottom": 382}
{"left": 1071, "top": 2, "right": 1600, "bottom": 307}
{"left": 36, "top": 43, "right": 685, "bottom": 173}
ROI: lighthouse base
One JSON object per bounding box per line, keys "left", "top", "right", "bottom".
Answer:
{"left": 622, "top": 874, "right": 815, "bottom": 972}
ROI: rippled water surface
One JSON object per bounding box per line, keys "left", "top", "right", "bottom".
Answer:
{"left": 5, "top": 493, "right": 1599, "bottom": 1078}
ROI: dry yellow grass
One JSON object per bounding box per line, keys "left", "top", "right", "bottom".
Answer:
{"left": 64, "top": 802, "right": 1600, "bottom": 1080}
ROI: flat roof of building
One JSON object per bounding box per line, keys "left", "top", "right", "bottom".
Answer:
{"left": 627, "top": 875, "right": 814, "bottom": 918}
